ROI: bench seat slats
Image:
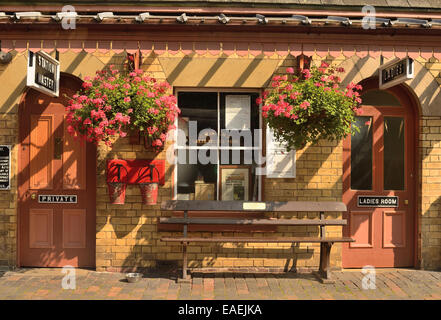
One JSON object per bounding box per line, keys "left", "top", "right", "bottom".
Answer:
{"left": 161, "top": 237, "right": 355, "bottom": 243}
{"left": 159, "top": 217, "right": 347, "bottom": 225}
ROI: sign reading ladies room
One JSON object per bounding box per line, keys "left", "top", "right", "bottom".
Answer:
{"left": 0, "top": 145, "right": 11, "bottom": 190}
{"left": 27, "top": 50, "right": 60, "bottom": 97}
{"left": 357, "top": 196, "right": 398, "bottom": 208}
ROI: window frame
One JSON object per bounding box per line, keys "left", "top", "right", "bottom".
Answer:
{"left": 173, "top": 87, "right": 263, "bottom": 201}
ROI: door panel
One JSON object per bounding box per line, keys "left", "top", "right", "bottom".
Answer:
{"left": 19, "top": 75, "right": 96, "bottom": 267}
{"left": 349, "top": 211, "right": 373, "bottom": 248}
{"left": 29, "top": 209, "right": 53, "bottom": 249}
{"left": 382, "top": 210, "right": 406, "bottom": 248}
{"left": 29, "top": 115, "right": 53, "bottom": 189}
{"left": 63, "top": 116, "right": 86, "bottom": 190}
{"left": 343, "top": 85, "right": 415, "bottom": 268}
{"left": 62, "top": 209, "right": 86, "bottom": 249}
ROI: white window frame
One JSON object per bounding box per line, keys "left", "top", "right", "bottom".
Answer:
{"left": 173, "top": 88, "right": 263, "bottom": 201}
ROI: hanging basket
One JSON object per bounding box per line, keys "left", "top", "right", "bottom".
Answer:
{"left": 139, "top": 183, "right": 159, "bottom": 205}
{"left": 107, "top": 182, "right": 127, "bottom": 204}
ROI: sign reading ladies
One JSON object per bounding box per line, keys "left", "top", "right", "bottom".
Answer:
{"left": 27, "top": 50, "right": 60, "bottom": 97}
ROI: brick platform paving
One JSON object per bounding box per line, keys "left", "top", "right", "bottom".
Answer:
{"left": 0, "top": 268, "right": 440, "bottom": 300}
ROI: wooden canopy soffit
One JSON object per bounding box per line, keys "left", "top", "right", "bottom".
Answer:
{"left": 1, "top": 40, "right": 440, "bottom": 60}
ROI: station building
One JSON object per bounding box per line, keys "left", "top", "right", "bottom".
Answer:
{"left": 0, "top": 0, "right": 440, "bottom": 272}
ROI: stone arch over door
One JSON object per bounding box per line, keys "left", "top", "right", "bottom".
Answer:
{"left": 337, "top": 56, "right": 440, "bottom": 116}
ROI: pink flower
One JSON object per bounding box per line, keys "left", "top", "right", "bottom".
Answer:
{"left": 299, "top": 101, "right": 310, "bottom": 110}
{"left": 83, "top": 118, "right": 92, "bottom": 125}
{"left": 82, "top": 82, "right": 93, "bottom": 89}
{"left": 256, "top": 97, "right": 263, "bottom": 105}
{"left": 147, "top": 126, "right": 158, "bottom": 135}
{"left": 286, "top": 67, "right": 295, "bottom": 74}
{"left": 124, "top": 97, "right": 131, "bottom": 103}
{"left": 152, "top": 139, "right": 163, "bottom": 147}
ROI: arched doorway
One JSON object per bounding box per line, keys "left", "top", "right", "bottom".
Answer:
{"left": 18, "top": 73, "right": 96, "bottom": 267}
{"left": 342, "top": 77, "right": 419, "bottom": 268}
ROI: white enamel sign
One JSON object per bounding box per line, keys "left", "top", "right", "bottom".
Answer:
{"left": 27, "top": 50, "right": 60, "bottom": 97}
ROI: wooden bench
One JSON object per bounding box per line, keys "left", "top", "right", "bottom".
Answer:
{"left": 159, "top": 200, "right": 354, "bottom": 283}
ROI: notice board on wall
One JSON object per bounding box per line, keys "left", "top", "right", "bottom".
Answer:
{"left": 0, "top": 145, "right": 11, "bottom": 190}
{"left": 266, "top": 126, "right": 296, "bottom": 178}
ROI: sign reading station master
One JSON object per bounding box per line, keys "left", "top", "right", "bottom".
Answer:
{"left": 27, "top": 50, "right": 60, "bottom": 97}
{"left": 357, "top": 196, "right": 398, "bottom": 208}
{"left": 38, "top": 195, "right": 77, "bottom": 204}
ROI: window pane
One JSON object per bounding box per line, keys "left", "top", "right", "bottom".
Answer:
{"left": 177, "top": 151, "right": 218, "bottom": 200}
{"left": 220, "top": 92, "right": 260, "bottom": 147}
{"left": 384, "top": 117, "right": 405, "bottom": 190}
{"left": 361, "top": 90, "right": 401, "bottom": 106}
{"left": 178, "top": 92, "right": 218, "bottom": 146}
{"left": 351, "top": 116, "right": 373, "bottom": 190}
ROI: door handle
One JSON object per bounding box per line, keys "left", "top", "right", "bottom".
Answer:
{"left": 404, "top": 199, "right": 408, "bottom": 205}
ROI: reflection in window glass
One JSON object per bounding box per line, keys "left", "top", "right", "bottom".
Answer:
{"left": 351, "top": 116, "right": 373, "bottom": 190}
{"left": 384, "top": 117, "right": 405, "bottom": 190}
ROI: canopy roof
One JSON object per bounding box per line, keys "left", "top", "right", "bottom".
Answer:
{"left": 1, "top": 0, "right": 440, "bottom": 10}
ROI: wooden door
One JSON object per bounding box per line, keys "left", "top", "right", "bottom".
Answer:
{"left": 342, "top": 83, "right": 416, "bottom": 268}
{"left": 18, "top": 75, "right": 96, "bottom": 267}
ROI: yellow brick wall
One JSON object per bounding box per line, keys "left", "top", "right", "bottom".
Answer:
{"left": 420, "top": 116, "right": 441, "bottom": 269}
{"left": 0, "top": 113, "right": 18, "bottom": 268}
{"left": 1, "top": 47, "right": 441, "bottom": 271}
{"left": 95, "top": 52, "right": 346, "bottom": 272}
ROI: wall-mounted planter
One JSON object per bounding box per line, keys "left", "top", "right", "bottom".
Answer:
{"left": 129, "top": 129, "right": 140, "bottom": 145}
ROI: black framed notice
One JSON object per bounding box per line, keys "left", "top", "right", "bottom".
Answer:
{"left": 357, "top": 196, "right": 398, "bottom": 208}
{"left": 38, "top": 195, "right": 78, "bottom": 204}
{"left": 0, "top": 145, "right": 11, "bottom": 190}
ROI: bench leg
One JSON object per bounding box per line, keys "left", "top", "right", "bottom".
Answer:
{"left": 314, "top": 242, "right": 335, "bottom": 284}
{"left": 177, "top": 242, "right": 191, "bottom": 283}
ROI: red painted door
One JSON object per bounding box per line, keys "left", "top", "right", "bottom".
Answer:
{"left": 342, "top": 84, "right": 416, "bottom": 268}
{"left": 19, "top": 75, "right": 96, "bottom": 267}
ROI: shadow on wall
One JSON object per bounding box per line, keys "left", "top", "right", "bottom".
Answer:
{"left": 421, "top": 196, "right": 441, "bottom": 270}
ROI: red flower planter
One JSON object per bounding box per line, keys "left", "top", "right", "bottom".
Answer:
{"left": 139, "top": 183, "right": 159, "bottom": 205}
{"left": 108, "top": 182, "right": 127, "bottom": 204}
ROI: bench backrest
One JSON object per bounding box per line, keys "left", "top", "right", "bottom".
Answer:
{"left": 161, "top": 200, "right": 346, "bottom": 212}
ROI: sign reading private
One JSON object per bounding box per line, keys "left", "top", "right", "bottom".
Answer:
{"left": 0, "top": 145, "right": 11, "bottom": 190}
{"left": 27, "top": 50, "right": 60, "bottom": 97}
{"left": 379, "top": 57, "right": 414, "bottom": 90}
{"left": 38, "top": 195, "right": 77, "bottom": 204}
{"left": 357, "top": 196, "right": 398, "bottom": 208}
